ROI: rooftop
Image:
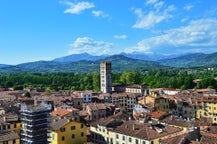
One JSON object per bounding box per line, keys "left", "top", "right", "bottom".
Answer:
{"left": 112, "top": 120, "right": 183, "bottom": 140}
{"left": 51, "top": 108, "right": 72, "bottom": 117}
{"left": 0, "top": 131, "right": 19, "bottom": 142}
{"left": 50, "top": 117, "right": 69, "bottom": 131}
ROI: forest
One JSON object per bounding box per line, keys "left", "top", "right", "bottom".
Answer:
{"left": 0, "top": 67, "right": 217, "bottom": 91}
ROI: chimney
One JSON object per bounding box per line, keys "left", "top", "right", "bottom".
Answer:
{"left": 133, "top": 124, "right": 136, "bottom": 130}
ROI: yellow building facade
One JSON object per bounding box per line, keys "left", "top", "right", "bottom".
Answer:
{"left": 49, "top": 119, "right": 87, "bottom": 144}
{"left": 0, "top": 114, "right": 21, "bottom": 144}
{"left": 196, "top": 95, "right": 217, "bottom": 124}
{"left": 155, "top": 97, "right": 170, "bottom": 112}
{"left": 0, "top": 131, "right": 20, "bottom": 144}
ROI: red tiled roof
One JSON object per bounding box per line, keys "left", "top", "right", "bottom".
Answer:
{"left": 200, "top": 132, "right": 217, "bottom": 143}
{"left": 149, "top": 111, "right": 167, "bottom": 119}
{"left": 51, "top": 109, "right": 72, "bottom": 117}
{"left": 112, "top": 120, "right": 183, "bottom": 140}
{"left": 196, "top": 88, "right": 215, "bottom": 93}
{"left": 160, "top": 133, "right": 188, "bottom": 144}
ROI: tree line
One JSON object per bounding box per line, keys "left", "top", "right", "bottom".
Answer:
{"left": 0, "top": 68, "right": 217, "bottom": 91}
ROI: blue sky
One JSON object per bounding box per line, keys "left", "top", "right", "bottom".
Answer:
{"left": 0, "top": 0, "right": 217, "bottom": 64}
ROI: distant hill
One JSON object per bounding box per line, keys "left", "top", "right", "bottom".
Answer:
{"left": 120, "top": 52, "right": 180, "bottom": 61}
{"left": 53, "top": 52, "right": 182, "bottom": 63}
{"left": 53, "top": 53, "right": 107, "bottom": 62}
{"left": 97, "top": 55, "right": 166, "bottom": 72}
{"left": 0, "top": 55, "right": 167, "bottom": 73}
{"left": 0, "top": 64, "right": 10, "bottom": 68}
{"left": 158, "top": 53, "right": 217, "bottom": 67}
{"left": 1, "top": 52, "right": 217, "bottom": 73}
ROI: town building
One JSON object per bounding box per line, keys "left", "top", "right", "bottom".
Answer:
{"left": 125, "top": 84, "right": 148, "bottom": 95}
{"left": 20, "top": 102, "right": 52, "bottom": 144}
{"left": 197, "top": 95, "right": 217, "bottom": 124}
{"left": 0, "top": 131, "right": 20, "bottom": 144}
{"left": 100, "top": 61, "right": 112, "bottom": 94}
{"left": 49, "top": 116, "right": 87, "bottom": 144}
{"left": 111, "top": 93, "right": 139, "bottom": 113}
{"left": 149, "top": 88, "right": 180, "bottom": 96}
{"left": 0, "top": 113, "right": 21, "bottom": 144}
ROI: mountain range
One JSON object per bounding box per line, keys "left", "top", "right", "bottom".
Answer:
{"left": 0, "top": 55, "right": 166, "bottom": 73}
{"left": 0, "top": 52, "right": 217, "bottom": 73}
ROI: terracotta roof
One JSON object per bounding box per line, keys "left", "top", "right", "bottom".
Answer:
{"left": 115, "top": 92, "right": 139, "bottom": 98}
{"left": 86, "top": 103, "right": 107, "bottom": 110}
{"left": 200, "top": 132, "right": 217, "bottom": 143}
{"left": 149, "top": 111, "right": 167, "bottom": 119}
{"left": 112, "top": 120, "right": 183, "bottom": 140}
{"left": 126, "top": 84, "right": 147, "bottom": 89}
{"left": 196, "top": 88, "right": 215, "bottom": 93}
{"left": 160, "top": 133, "right": 188, "bottom": 144}
{"left": 79, "top": 110, "right": 87, "bottom": 117}
{"left": 91, "top": 112, "right": 124, "bottom": 127}
{"left": 0, "top": 131, "right": 19, "bottom": 142}
{"left": 149, "top": 88, "right": 179, "bottom": 92}
{"left": 201, "top": 95, "right": 217, "bottom": 103}
{"left": 192, "top": 118, "right": 212, "bottom": 127}
{"left": 51, "top": 109, "right": 72, "bottom": 117}
{"left": 50, "top": 117, "right": 69, "bottom": 131}
{"left": 160, "top": 116, "right": 192, "bottom": 128}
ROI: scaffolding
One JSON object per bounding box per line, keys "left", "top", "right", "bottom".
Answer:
{"left": 20, "top": 102, "right": 52, "bottom": 144}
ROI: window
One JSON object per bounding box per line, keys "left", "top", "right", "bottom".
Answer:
{"left": 3, "top": 141, "right": 8, "bottom": 144}
{"left": 62, "top": 136, "right": 65, "bottom": 141}
{"left": 151, "top": 141, "right": 154, "bottom": 144}
{"left": 122, "top": 136, "right": 125, "bottom": 141}
{"left": 8, "top": 125, "right": 10, "bottom": 129}
{"left": 60, "top": 127, "right": 65, "bottom": 132}
{"left": 129, "top": 137, "right": 132, "bottom": 142}
{"left": 135, "top": 139, "right": 139, "bottom": 144}
{"left": 72, "top": 134, "right": 75, "bottom": 139}
{"left": 13, "top": 140, "right": 16, "bottom": 144}
{"left": 81, "top": 124, "right": 84, "bottom": 128}
{"left": 71, "top": 126, "right": 76, "bottom": 130}
{"left": 52, "top": 134, "right": 55, "bottom": 140}
{"left": 110, "top": 138, "right": 113, "bottom": 143}
{"left": 81, "top": 132, "right": 84, "bottom": 137}
{"left": 143, "top": 141, "right": 146, "bottom": 144}
{"left": 116, "top": 134, "right": 119, "bottom": 139}
{"left": 14, "top": 123, "right": 17, "bottom": 128}
{"left": 91, "top": 133, "right": 94, "bottom": 139}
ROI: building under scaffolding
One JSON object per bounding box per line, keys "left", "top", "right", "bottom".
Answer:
{"left": 20, "top": 102, "right": 52, "bottom": 144}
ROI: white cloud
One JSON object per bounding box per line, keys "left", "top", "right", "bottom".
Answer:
{"left": 184, "top": 4, "right": 194, "bottom": 11}
{"left": 146, "top": 0, "right": 158, "bottom": 5}
{"left": 127, "top": 19, "right": 217, "bottom": 54}
{"left": 92, "top": 10, "right": 109, "bottom": 18}
{"left": 114, "top": 35, "right": 128, "bottom": 39}
{"left": 154, "top": 1, "right": 164, "bottom": 11}
{"left": 181, "top": 17, "right": 188, "bottom": 23}
{"left": 69, "top": 37, "right": 114, "bottom": 55}
{"left": 61, "top": 1, "right": 95, "bottom": 14}
{"left": 132, "top": 4, "right": 175, "bottom": 29}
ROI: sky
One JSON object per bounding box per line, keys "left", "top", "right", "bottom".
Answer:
{"left": 0, "top": 0, "right": 217, "bottom": 65}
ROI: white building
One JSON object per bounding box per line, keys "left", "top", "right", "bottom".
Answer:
{"left": 81, "top": 92, "right": 92, "bottom": 103}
